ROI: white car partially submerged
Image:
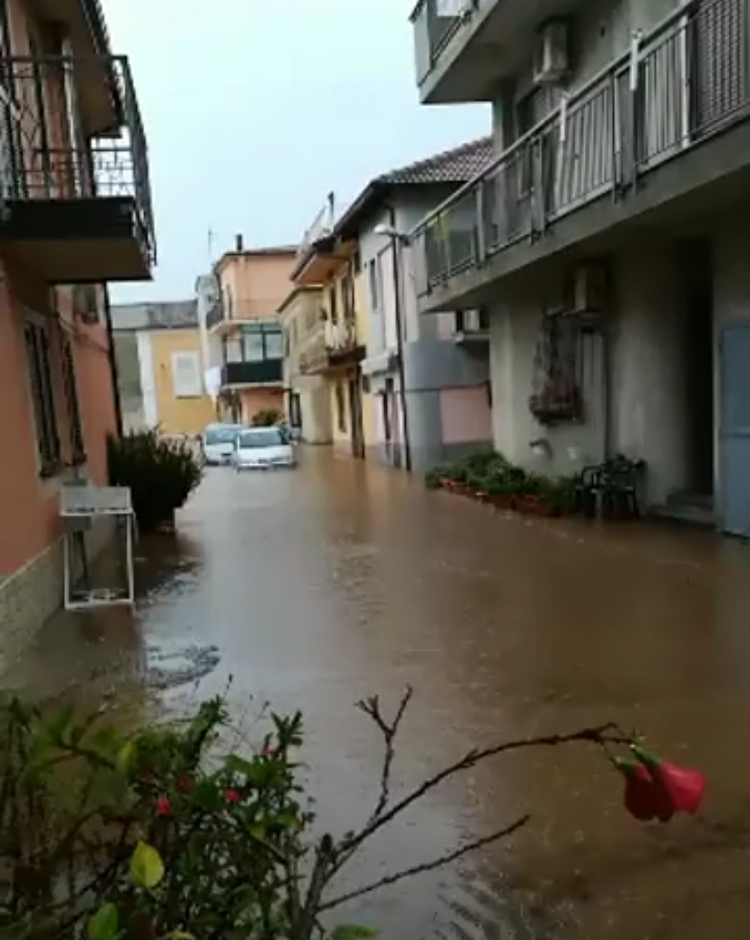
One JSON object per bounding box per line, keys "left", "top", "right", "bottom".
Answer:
{"left": 202, "top": 423, "right": 241, "bottom": 465}
{"left": 233, "top": 427, "right": 296, "bottom": 471}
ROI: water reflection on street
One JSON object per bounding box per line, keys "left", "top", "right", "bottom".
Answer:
{"left": 7, "top": 448, "right": 750, "bottom": 938}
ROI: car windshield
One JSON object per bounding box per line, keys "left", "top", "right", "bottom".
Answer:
{"left": 205, "top": 426, "right": 239, "bottom": 445}
{"left": 238, "top": 429, "right": 284, "bottom": 449}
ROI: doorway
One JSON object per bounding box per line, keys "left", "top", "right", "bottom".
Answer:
{"left": 348, "top": 374, "right": 365, "bottom": 460}
{"left": 681, "top": 239, "right": 714, "bottom": 502}
{"left": 720, "top": 323, "right": 750, "bottom": 537}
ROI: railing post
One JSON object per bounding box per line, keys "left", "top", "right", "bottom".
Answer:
{"left": 627, "top": 29, "right": 643, "bottom": 192}
{"left": 475, "top": 178, "right": 486, "bottom": 265}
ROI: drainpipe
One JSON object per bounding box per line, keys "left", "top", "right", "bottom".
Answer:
{"left": 102, "top": 284, "right": 124, "bottom": 437}
{"left": 387, "top": 204, "right": 413, "bottom": 474}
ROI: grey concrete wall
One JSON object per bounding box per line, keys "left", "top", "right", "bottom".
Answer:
{"left": 112, "top": 332, "right": 145, "bottom": 433}
{"left": 488, "top": 242, "right": 690, "bottom": 505}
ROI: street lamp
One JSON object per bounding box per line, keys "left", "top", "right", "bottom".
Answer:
{"left": 374, "top": 222, "right": 412, "bottom": 474}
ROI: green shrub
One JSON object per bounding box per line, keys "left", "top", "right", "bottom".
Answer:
{"left": 252, "top": 408, "right": 285, "bottom": 427}
{"left": 107, "top": 429, "right": 203, "bottom": 533}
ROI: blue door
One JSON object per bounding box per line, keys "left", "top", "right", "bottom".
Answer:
{"left": 720, "top": 324, "right": 750, "bottom": 537}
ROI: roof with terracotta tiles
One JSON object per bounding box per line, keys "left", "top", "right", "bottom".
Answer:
{"left": 377, "top": 136, "right": 494, "bottom": 186}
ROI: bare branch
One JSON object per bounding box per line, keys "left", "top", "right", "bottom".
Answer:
{"left": 356, "top": 685, "right": 413, "bottom": 824}
{"left": 341, "top": 722, "right": 630, "bottom": 858}
{"left": 319, "top": 814, "right": 531, "bottom": 913}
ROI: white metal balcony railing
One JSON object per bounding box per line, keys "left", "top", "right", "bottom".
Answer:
{"left": 411, "top": 0, "right": 479, "bottom": 84}
{"left": 412, "top": 0, "right": 750, "bottom": 298}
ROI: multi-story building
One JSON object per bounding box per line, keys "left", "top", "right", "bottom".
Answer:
{"left": 199, "top": 239, "right": 295, "bottom": 425}
{"left": 278, "top": 285, "right": 333, "bottom": 443}
{"left": 337, "top": 139, "right": 494, "bottom": 471}
{"left": 410, "top": 0, "right": 750, "bottom": 535}
{"left": 0, "top": 0, "right": 155, "bottom": 639}
{"left": 290, "top": 203, "right": 374, "bottom": 459}
{"left": 111, "top": 302, "right": 214, "bottom": 437}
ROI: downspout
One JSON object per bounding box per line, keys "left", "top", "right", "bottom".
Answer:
{"left": 102, "top": 284, "right": 124, "bottom": 437}
{"left": 387, "top": 204, "right": 413, "bottom": 473}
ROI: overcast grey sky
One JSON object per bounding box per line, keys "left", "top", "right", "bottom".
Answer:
{"left": 103, "top": 0, "right": 488, "bottom": 303}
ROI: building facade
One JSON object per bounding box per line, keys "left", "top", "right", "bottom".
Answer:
{"left": 278, "top": 286, "right": 333, "bottom": 443}
{"left": 0, "top": 0, "right": 155, "bottom": 643}
{"left": 111, "top": 302, "right": 214, "bottom": 437}
{"left": 336, "top": 140, "right": 494, "bottom": 471}
{"left": 200, "top": 240, "right": 295, "bottom": 425}
{"left": 289, "top": 210, "right": 374, "bottom": 460}
{"left": 410, "top": 0, "right": 750, "bottom": 534}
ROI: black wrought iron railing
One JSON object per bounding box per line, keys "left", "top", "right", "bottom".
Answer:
{"left": 412, "top": 0, "right": 750, "bottom": 297}
{"left": 411, "top": 0, "right": 480, "bottom": 84}
{"left": 0, "top": 54, "right": 155, "bottom": 263}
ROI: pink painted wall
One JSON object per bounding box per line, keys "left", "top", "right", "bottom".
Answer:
{"left": 218, "top": 250, "right": 297, "bottom": 322}
{"left": 0, "top": 264, "right": 116, "bottom": 576}
{"left": 439, "top": 386, "right": 492, "bottom": 445}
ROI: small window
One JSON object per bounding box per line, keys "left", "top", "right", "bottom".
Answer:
{"left": 368, "top": 260, "right": 379, "bottom": 310}
{"left": 264, "top": 328, "right": 284, "bottom": 360}
{"left": 171, "top": 351, "right": 202, "bottom": 397}
{"left": 24, "top": 320, "right": 61, "bottom": 477}
{"left": 335, "top": 383, "right": 347, "bottom": 433}
{"left": 60, "top": 332, "right": 85, "bottom": 465}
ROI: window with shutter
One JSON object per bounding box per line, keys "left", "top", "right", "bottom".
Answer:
{"left": 60, "top": 332, "right": 86, "bottom": 465}
{"left": 171, "top": 351, "right": 202, "bottom": 398}
{"left": 24, "top": 320, "right": 61, "bottom": 477}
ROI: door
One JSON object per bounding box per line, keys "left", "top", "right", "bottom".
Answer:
{"left": 348, "top": 375, "right": 365, "bottom": 460}
{"left": 720, "top": 323, "right": 750, "bottom": 536}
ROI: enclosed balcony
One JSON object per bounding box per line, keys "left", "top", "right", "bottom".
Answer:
{"left": 221, "top": 360, "right": 283, "bottom": 388}
{"left": 0, "top": 54, "right": 155, "bottom": 283}
{"left": 413, "top": 0, "right": 750, "bottom": 312}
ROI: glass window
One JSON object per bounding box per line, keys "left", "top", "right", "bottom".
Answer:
{"left": 242, "top": 327, "right": 264, "bottom": 362}
{"left": 205, "top": 425, "right": 240, "bottom": 445}
{"left": 238, "top": 428, "right": 284, "bottom": 448}
{"left": 24, "top": 320, "right": 60, "bottom": 477}
{"left": 264, "top": 329, "right": 284, "bottom": 359}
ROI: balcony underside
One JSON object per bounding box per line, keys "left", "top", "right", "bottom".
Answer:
{"left": 0, "top": 196, "right": 151, "bottom": 283}
{"left": 420, "top": 117, "right": 750, "bottom": 314}
{"left": 418, "top": 0, "right": 576, "bottom": 104}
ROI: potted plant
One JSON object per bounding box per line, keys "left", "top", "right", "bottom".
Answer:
{"left": 107, "top": 429, "right": 203, "bottom": 534}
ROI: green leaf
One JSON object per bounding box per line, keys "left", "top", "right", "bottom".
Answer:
{"left": 130, "top": 841, "right": 165, "bottom": 889}
{"left": 116, "top": 739, "right": 136, "bottom": 773}
{"left": 165, "top": 933, "right": 195, "bottom": 940}
{"left": 331, "top": 926, "right": 378, "bottom": 940}
{"left": 225, "top": 754, "right": 258, "bottom": 778}
{"left": 88, "top": 902, "right": 119, "bottom": 940}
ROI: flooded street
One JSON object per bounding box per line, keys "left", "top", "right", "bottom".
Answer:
{"left": 7, "top": 448, "right": 750, "bottom": 938}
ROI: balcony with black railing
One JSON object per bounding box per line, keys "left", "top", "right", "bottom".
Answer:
{"left": 0, "top": 54, "right": 155, "bottom": 283}
{"left": 413, "top": 0, "right": 750, "bottom": 311}
{"left": 221, "top": 359, "right": 284, "bottom": 387}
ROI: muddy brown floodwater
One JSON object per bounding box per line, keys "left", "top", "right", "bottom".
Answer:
{"left": 6, "top": 448, "right": 750, "bottom": 938}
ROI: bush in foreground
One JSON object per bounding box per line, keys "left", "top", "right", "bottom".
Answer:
{"left": 0, "top": 693, "right": 704, "bottom": 939}
{"left": 107, "top": 429, "right": 203, "bottom": 533}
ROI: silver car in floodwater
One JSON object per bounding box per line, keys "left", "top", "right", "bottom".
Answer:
{"left": 233, "top": 427, "right": 296, "bottom": 471}
{"left": 202, "top": 423, "right": 241, "bottom": 465}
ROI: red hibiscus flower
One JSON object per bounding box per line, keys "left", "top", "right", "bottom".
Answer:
{"left": 632, "top": 748, "right": 706, "bottom": 816}
{"left": 223, "top": 788, "right": 242, "bottom": 804}
{"left": 615, "top": 758, "right": 673, "bottom": 822}
{"left": 156, "top": 796, "right": 171, "bottom": 817}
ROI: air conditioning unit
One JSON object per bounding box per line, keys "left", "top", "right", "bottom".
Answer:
{"left": 533, "top": 20, "right": 569, "bottom": 86}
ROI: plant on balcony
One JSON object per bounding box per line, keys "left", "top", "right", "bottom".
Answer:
{"left": 0, "top": 691, "right": 705, "bottom": 940}
{"left": 107, "top": 429, "right": 203, "bottom": 533}
{"left": 252, "top": 408, "right": 285, "bottom": 427}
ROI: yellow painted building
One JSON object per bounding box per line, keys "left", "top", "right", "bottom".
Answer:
{"left": 149, "top": 329, "right": 215, "bottom": 436}
{"left": 111, "top": 301, "right": 215, "bottom": 436}
{"left": 289, "top": 224, "right": 375, "bottom": 459}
